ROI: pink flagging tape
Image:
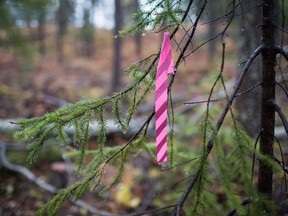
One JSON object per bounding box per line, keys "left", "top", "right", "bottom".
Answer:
{"left": 155, "top": 32, "right": 175, "bottom": 164}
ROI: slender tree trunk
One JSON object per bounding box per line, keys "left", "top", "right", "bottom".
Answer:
{"left": 112, "top": 0, "right": 122, "bottom": 92}
{"left": 258, "top": 0, "right": 276, "bottom": 208}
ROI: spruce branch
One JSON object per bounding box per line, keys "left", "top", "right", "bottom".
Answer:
{"left": 173, "top": 44, "right": 265, "bottom": 215}
{"left": 170, "top": 0, "right": 207, "bottom": 88}
{"left": 15, "top": 54, "right": 158, "bottom": 163}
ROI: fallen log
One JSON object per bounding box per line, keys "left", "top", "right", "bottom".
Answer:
{"left": 0, "top": 117, "right": 153, "bottom": 136}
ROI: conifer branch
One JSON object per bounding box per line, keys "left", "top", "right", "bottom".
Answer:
{"left": 105, "top": 112, "right": 155, "bottom": 164}
{"left": 170, "top": 0, "right": 194, "bottom": 37}
{"left": 173, "top": 44, "right": 265, "bottom": 215}
{"left": 170, "top": 0, "right": 207, "bottom": 89}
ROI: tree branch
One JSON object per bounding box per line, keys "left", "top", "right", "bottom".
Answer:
{"left": 269, "top": 101, "right": 288, "bottom": 137}
{"left": 184, "top": 82, "right": 262, "bottom": 105}
{"left": 275, "top": 46, "right": 288, "bottom": 61}
{"left": 173, "top": 44, "right": 264, "bottom": 215}
{"left": 169, "top": 0, "right": 208, "bottom": 90}
{"left": 274, "top": 156, "right": 288, "bottom": 175}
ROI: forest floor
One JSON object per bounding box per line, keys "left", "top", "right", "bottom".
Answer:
{"left": 0, "top": 27, "right": 245, "bottom": 216}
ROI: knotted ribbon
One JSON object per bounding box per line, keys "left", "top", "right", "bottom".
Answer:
{"left": 155, "top": 32, "right": 175, "bottom": 164}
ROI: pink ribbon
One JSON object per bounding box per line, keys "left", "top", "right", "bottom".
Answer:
{"left": 155, "top": 32, "right": 175, "bottom": 164}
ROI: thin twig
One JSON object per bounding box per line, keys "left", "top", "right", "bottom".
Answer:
{"left": 270, "top": 101, "right": 288, "bottom": 137}
{"left": 169, "top": 0, "right": 208, "bottom": 90}
{"left": 105, "top": 112, "right": 155, "bottom": 164}
{"left": 251, "top": 132, "right": 262, "bottom": 182}
{"left": 274, "top": 25, "right": 288, "bottom": 33}
{"left": 276, "top": 82, "right": 288, "bottom": 98}
{"left": 275, "top": 46, "right": 288, "bottom": 61}
{"left": 170, "top": 0, "right": 195, "bottom": 38}
{"left": 184, "top": 82, "right": 262, "bottom": 105}
{"left": 274, "top": 136, "right": 287, "bottom": 195}
{"left": 274, "top": 156, "right": 288, "bottom": 175}
{"left": 124, "top": 204, "right": 176, "bottom": 216}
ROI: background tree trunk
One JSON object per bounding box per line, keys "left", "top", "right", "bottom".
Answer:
{"left": 235, "top": 0, "right": 261, "bottom": 137}
{"left": 132, "top": 0, "right": 142, "bottom": 59}
{"left": 38, "top": 9, "right": 46, "bottom": 56}
{"left": 56, "top": 0, "right": 73, "bottom": 63}
{"left": 207, "top": 0, "right": 217, "bottom": 59}
{"left": 112, "top": 0, "right": 122, "bottom": 92}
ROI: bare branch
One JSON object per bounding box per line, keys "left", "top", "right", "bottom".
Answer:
{"left": 275, "top": 46, "right": 288, "bottom": 61}
{"left": 274, "top": 25, "right": 288, "bottom": 33}
{"left": 273, "top": 135, "right": 287, "bottom": 194}
{"left": 276, "top": 82, "right": 288, "bottom": 98}
{"left": 125, "top": 204, "right": 176, "bottom": 216}
{"left": 274, "top": 156, "right": 288, "bottom": 175}
{"left": 251, "top": 132, "right": 262, "bottom": 182}
{"left": 269, "top": 101, "right": 288, "bottom": 137}
{"left": 184, "top": 82, "right": 262, "bottom": 105}
{"left": 183, "top": 0, "right": 238, "bottom": 59}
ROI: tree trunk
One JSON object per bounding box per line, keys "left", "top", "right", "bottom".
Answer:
{"left": 207, "top": 0, "right": 217, "bottom": 59}
{"left": 112, "top": 0, "right": 122, "bottom": 92}
{"left": 235, "top": 1, "right": 261, "bottom": 137}
{"left": 38, "top": 9, "right": 46, "bottom": 56}
{"left": 258, "top": 0, "right": 276, "bottom": 209}
{"left": 132, "top": 0, "right": 141, "bottom": 58}
{"left": 56, "top": 0, "right": 73, "bottom": 63}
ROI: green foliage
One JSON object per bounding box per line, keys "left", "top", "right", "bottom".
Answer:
{"left": 35, "top": 171, "right": 101, "bottom": 216}
{"left": 120, "top": 0, "right": 184, "bottom": 36}
{"left": 14, "top": 53, "right": 157, "bottom": 162}
{"left": 14, "top": 52, "right": 159, "bottom": 213}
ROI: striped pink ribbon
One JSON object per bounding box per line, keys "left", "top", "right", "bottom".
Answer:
{"left": 155, "top": 32, "right": 175, "bottom": 164}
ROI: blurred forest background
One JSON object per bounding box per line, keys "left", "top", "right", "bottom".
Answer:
{"left": 0, "top": 0, "right": 287, "bottom": 215}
